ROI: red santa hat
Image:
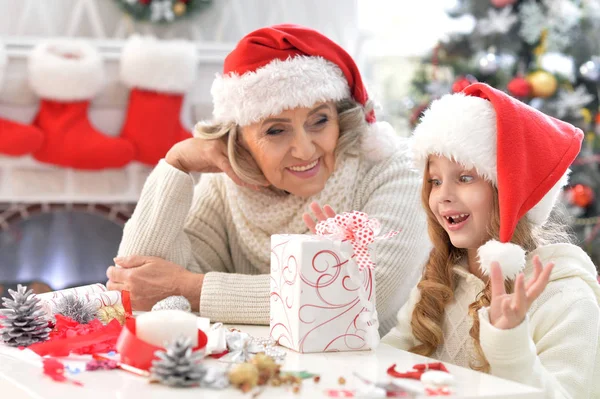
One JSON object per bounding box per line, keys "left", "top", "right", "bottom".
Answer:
{"left": 412, "top": 83, "right": 583, "bottom": 279}
{"left": 210, "top": 24, "right": 374, "bottom": 126}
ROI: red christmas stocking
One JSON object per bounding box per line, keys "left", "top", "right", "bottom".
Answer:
{"left": 119, "top": 35, "right": 197, "bottom": 166}
{"left": 0, "top": 41, "right": 44, "bottom": 156}
{"left": 28, "top": 40, "right": 135, "bottom": 170}
{"left": 0, "top": 117, "right": 44, "bottom": 156}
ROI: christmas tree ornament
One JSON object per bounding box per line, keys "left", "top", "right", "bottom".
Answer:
{"left": 478, "top": 6, "right": 518, "bottom": 35}
{"left": 540, "top": 52, "right": 575, "bottom": 82}
{"left": 96, "top": 303, "right": 127, "bottom": 325}
{"left": 553, "top": 86, "right": 594, "bottom": 119}
{"left": 28, "top": 39, "right": 135, "bottom": 169}
{"left": 452, "top": 75, "right": 477, "bottom": 93}
{"left": 526, "top": 70, "right": 558, "bottom": 98}
{"left": 119, "top": 35, "right": 196, "bottom": 165}
{"left": 579, "top": 57, "right": 600, "bottom": 82}
{"left": 173, "top": 1, "right": 186, "bottom": 16}
{"left": 568, "top": 184, "right": 595, "bottom": 208}
{"left": 251, "top": 353, "right": 281, "bottom": 385}
{"left": 519, "top": 0, "right": 580, "bottom": 52}
{"left": 54, "top": 295, "right": 97, "bottom": 324}
{"left": 508, "top": 76, "right": 532, "bottom": 97}
{"left": 151, "top": 295, "right": 191, "bottom": 312}
{"left": 476, "top": 50, "right": 499, "bottom": 75}
{"left": 150, "top": 336, "right": 206, "bottom": 387}
{"left": 115, "top": 0, "right": 212, "bottom": 24}
{"left": 1, "top": 285, "right": 51, "bottom": 347}
{"left": 491, "top": 0, "right": 517, "bottom": 7}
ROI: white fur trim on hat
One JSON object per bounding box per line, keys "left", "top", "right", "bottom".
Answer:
{"left": 211, "top": 56, "right": 351, "bottom": 126}
{"left": 478, "top": 239, "right": 526, "bottom": 280}
{"left": 361, "top": 121, "right": 400, "bottom": 162}
{"left": 412, "top": 93, "right": 498, "bottom": 183}
{"left": 120, "top": 35, "right": 198, "bottom": 94}
{"left": 527, "top": 169, "right": 570, "bottom": 225}
{"left": 28, "top": 39, "right": 105, "bottom": 101}
{"left": 0, "top": 40, "right": 6, "bottom": 91}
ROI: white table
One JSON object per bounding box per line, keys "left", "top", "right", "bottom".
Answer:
{"left": 0, "top": 325, "right": 543, "bottom": 398}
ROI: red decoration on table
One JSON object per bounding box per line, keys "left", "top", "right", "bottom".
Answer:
{"left": 42, "top": 358, "right": 83, "bottom": 386}
{"left": 116, "top": 316, "right": 208, "bottom": 371}
{"left": 387, "top": 362, "right": 449, "bottom": 380}
{"left": 324, "top": 389, "right": 355, "bottom": 398}
{"left": 28, "top": 315, "right": 122, "bottom": 356}
{"left": 507, "top": 76, "right": 532, "bottom": 98}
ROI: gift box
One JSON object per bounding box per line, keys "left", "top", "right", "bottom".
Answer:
{"left": 270, "top": 211, "right": 397, "bottom": 353}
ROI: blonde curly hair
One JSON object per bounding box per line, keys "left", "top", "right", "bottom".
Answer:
{"left": 409, "top": 166, "right": 574, "bottom": 372}
{"left": 194, "top": 99, "right": 373, "bottom": 187}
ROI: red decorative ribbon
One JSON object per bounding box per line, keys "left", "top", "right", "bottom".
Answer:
{"left": 116, "top": 317, "right": 208, "bottom": 371}
{"left": 42, "top": 358, "right": 83, "bottom": 386}
{"left": 315, "top": 211, "right": 398, "bottom": 270}
{"left": 387, "top": 362, "right": 449, "bottom": 380}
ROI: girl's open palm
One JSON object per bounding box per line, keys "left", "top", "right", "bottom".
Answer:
{"left": 489, "top": 255, "right": 554, "bottom": 330}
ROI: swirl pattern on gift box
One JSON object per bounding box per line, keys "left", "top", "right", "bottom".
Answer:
{"left": 270, "top": 239, "right": 296, "bottom": 348}
{"left": 270, "top": 237, "right": 375, "bottom": 352}
{"left": 299, "top": 250, "right": 373, "bottom": 352}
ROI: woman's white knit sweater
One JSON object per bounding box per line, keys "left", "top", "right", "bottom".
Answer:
{"left": 382, "top": 243, "right": 600, "bottom": 399}
{"left": 117, "top": 122, "right": 431, "bottom": 334}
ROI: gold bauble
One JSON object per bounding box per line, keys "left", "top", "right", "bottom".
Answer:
{"left": 173, "top": 2, "right": 187, "bottom": 16}
{"left": 97, "top": 304, "right": 126, "bottom": 325}
{"left": 526, "top": 70, "right": 557, "bottom": 98}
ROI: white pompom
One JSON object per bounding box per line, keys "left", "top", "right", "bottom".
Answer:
{"left": 477, "top": 240, "right": 526, "bottom": 280}
{"left": 361, "top": 121, "right": 400, "bottom": 162}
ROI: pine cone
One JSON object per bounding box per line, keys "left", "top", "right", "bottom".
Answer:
{"left": 55, "top": 295, "right": 97, "bottom": 324}
{"left": 1, "top": 285, "right": 51, "bottom": 347}
{"left": 150, "top": 336, "right": 206, "bottom": 387}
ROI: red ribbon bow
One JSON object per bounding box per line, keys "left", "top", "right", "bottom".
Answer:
{"left": 315, "top": 211, "right": 399, "bottom": 270}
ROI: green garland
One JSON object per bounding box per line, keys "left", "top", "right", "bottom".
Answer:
{"left": 114, "top": 0, "right": 212, "bottom": 24}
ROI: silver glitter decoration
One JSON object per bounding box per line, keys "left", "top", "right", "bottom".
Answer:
{"left": 220, "top": 330, "right": 286, "bottom": 364}
{"left": 151, "top": 296, "right": 191, "bottom": 312}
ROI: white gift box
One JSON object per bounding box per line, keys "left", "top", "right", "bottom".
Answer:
{"left": 270, "top": 234, "right": 379, "bottom": 353}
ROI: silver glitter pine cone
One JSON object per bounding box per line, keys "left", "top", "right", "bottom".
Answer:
{"left": 54, "top": 295, "right": 97, "bottom": 324}
{"left": 150, "top": 336, "right": 206, "bottom": 387}
{"left": 1, "top": 285, "right": 51, "bottom": 347}
{"left": 151, "top": 296, "right": 192, "bottom": 312}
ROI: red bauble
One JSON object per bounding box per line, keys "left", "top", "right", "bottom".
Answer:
{"left": 452, "top": 76, "right": 475, "bottom": 93}
{"left": 139, "top": 0, "right": 151, "bottom": 4}
{"left": 507, "top": 76, "right": 532, "bottom": 97}
{"left": 569, "top": 184, "right": 595, "bottom": 208}
{"left": 491, "top": 0, "right": 517, "bottom": 7}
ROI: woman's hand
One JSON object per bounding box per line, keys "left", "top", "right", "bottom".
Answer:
{"left": 302, "top": 201, "right": 336, "bottom": 233}
{"left": 489, "top": 255, "right": 554, "bottom": 330}
{"left": 106, "top": 255, "right": 203, "bottom": 311}
{"left": 165, "top": 137, "right": 256, "bottom": 188}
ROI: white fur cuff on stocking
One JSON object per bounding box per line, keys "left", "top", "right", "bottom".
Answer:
{"left": 477, "top": 240, "right": 526, "bottom": 280}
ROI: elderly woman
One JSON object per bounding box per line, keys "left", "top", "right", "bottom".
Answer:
{"left": 106, "top": 24, "right": 429, "bottom": 334}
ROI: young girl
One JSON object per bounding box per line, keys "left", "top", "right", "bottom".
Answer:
{"left": 381, "top": 83, "right": 600, "bottom": 398}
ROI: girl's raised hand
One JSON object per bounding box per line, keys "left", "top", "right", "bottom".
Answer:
{"left": 489, "top": 255, "right": 554, "bottom": 330}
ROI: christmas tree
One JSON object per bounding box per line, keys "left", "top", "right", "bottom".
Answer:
{"left": 405, "top": 0, "right": 600, "bottom": 268}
